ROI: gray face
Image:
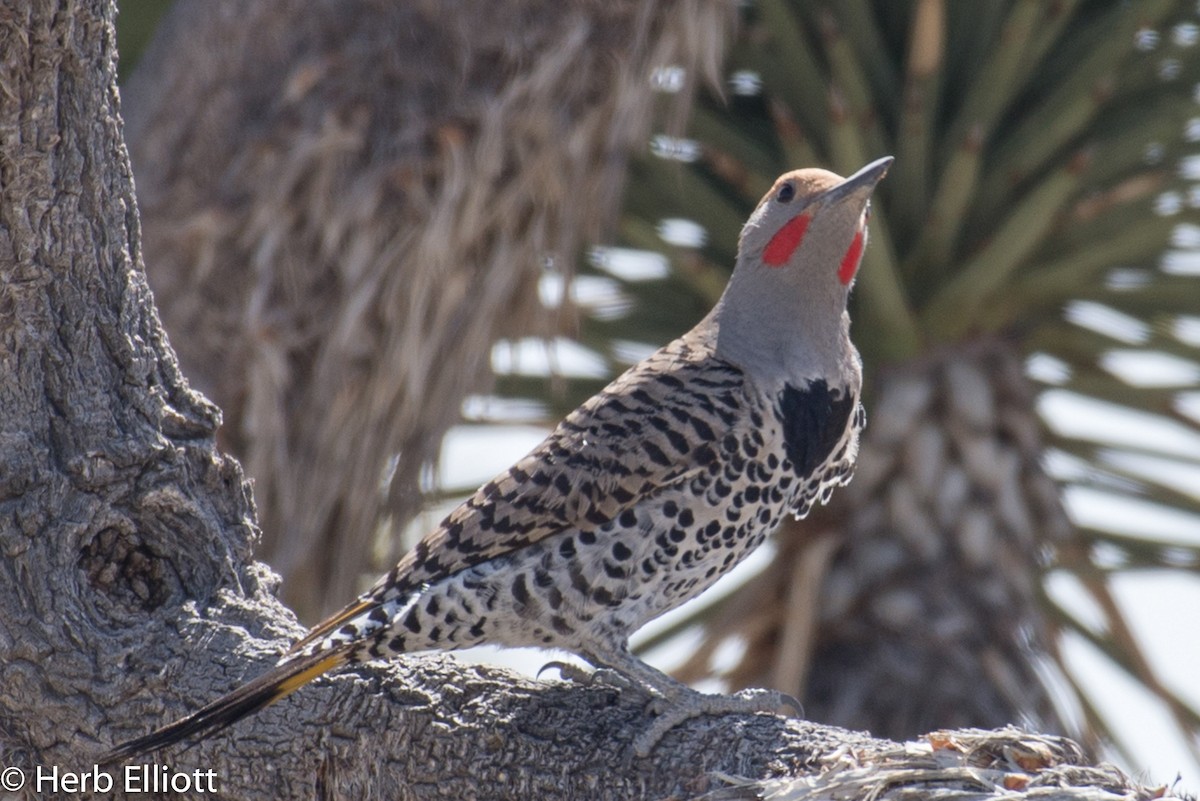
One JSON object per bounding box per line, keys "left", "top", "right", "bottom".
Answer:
{"left": 715, "top": 159, "right": 890, "bottom": 387}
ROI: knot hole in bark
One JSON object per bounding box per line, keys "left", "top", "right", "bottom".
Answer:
{"left": 79, "top": 525, "right": 178, "bottom": 610}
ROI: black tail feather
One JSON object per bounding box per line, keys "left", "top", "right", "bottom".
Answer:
{"left": 101, "top": 647, "right": 348, "bottom": 764}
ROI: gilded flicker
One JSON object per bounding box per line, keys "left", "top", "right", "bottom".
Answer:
{"left": 104, "top": 156, "right": 892, "bottom": 761}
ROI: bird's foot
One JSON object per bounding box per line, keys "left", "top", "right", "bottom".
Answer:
{"left": 537, "top": 660, "right": 643, "bottom": 696}
{"left": 632, "top": 687, "right": 803, "bottom": 758}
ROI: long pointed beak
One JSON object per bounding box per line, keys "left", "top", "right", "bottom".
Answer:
{"left": 817, "top": 156, "right": 893, "bottom": 207}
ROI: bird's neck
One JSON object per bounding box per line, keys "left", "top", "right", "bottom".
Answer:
{"left": 711, "top": 272, "right": 854, "bottom": 391}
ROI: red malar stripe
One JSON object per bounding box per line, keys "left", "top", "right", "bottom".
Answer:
{"left": 839, "top": 230, "right": 864, "bottom": 285}
{"left": 763, "top": 214, "right": 810, "bottom": 266}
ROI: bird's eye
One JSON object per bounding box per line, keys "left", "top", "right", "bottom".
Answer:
{"left": 776, "top": 183, "right": 795, "bottom": 203}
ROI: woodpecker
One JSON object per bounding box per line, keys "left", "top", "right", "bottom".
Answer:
{"left": 104, "top": 156, "right": 891, "bottom": 761}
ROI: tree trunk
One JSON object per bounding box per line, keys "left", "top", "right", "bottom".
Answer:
{"left": 119, "top": 0, "right": 733, "bottom": 621}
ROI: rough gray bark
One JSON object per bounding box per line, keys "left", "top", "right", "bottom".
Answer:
{"left": 0, "top": 2, "right": 1168, "bottom": 800}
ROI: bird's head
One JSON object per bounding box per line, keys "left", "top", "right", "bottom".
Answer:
{"left": 715, "top": 157, "right": 892, "bottom": 383}
{"left": 738, "top": 156, "right": 892, "bottom": 291}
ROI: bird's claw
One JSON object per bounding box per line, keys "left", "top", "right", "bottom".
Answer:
{"left": 630, "top": 686, "right": 804, "bottom": 759}
{"left": 537, "top": 661, "right": 642, "bottom": 695}
{"left": 536, "top": 660, "right": 586, "bottom": 681}
{"left": 733, "top": 687, "right": 804, "bottom": 717}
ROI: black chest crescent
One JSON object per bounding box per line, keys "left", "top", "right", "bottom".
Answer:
{"left": 776, "top": 379, "right": 857, "bottom": 478}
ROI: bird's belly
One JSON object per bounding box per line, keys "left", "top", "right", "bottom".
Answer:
{"left": 375, "top": 457, "right": 799, "bottom": 659}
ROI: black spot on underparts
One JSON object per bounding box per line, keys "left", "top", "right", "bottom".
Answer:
{"left": 512, "top": 574, "right": 531, "bottom": 606}
{"left": 677, "top": 508, "right": 695, "bottom": 527}
{"left": 612, "top": 541, "right": 633, "bottom": 561}
{"left": 618, "top": 509, "right": 637, "bottom": 528}
{"left": 402, "top": 607, "right": 422, "bottom": 633}
{"left": 470, "top": 618, "right": 487, "bottom": 638}
{"left": 778, "top": 380, "right": 855, "bottom": 480}
{"left": 603, "top": 560, "right": 625, "bottom": 579}
{"left": 568, "top": 563, "right": 590, "bottom": 595}
{"left": 662, "top": 500, "right": 679, "bottom": 518}
{"left": 578, "top": 530, "right": 597, "bottom": 546}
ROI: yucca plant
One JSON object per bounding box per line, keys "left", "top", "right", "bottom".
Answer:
{"left": 510, "top": 0, "right": 1200, "bottom": 778}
